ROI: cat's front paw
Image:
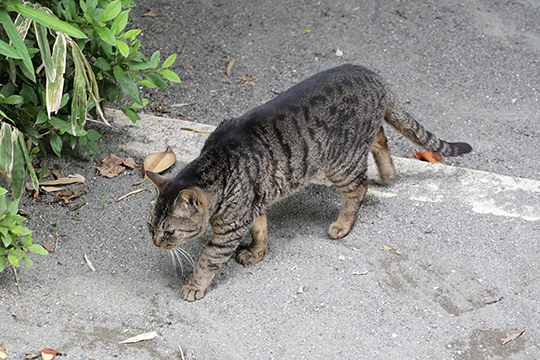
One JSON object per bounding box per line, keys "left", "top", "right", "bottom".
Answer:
{"left": 235, "top": 248, "right": 265, "bottom": 266}
{"left": 181, "top": 283, "right": 207, "bottom": 302}
{"left": 328, "top": 221, "right": 352, "bottom": 239}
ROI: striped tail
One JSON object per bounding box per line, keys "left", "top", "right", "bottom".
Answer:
{"left": 384, "top": 97, "right": 472, "bottom": 156}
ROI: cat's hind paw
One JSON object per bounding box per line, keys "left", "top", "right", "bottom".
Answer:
{"left": 328, "top": 221, "right": 352, "bottom": 239}
{"left": 181, "top": 283, "right": 207, "bottom": 301}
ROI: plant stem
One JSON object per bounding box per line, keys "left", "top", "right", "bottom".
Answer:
{"left": 12, "top": 266, "right": 22, "bottom": 294}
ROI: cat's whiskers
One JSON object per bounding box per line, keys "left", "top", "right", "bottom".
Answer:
{"left": 176, "top": 247, "right": 195, "bottom": 267}
{"left": 169, "top": 249, "right": 184, "bottom": 276}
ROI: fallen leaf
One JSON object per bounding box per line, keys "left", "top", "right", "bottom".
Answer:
{"left": 304, "top": 29, "right": 313, "bottom": 33}
{"left": 97, "top": 154, "right": 126, "bottom": 178}
{"left": 84, "top": 253, "right": 96, "bottom": 272}
{"left": 41, "top": 186, "right": 67, "bottom": 193}
{"left": 376, "top": 211, "right": 385, "bottom": 218}
{"left": 43, "top": 242, "right": 54, "bottom": 253}
{"left": 116, "top": 188, "right": 146, "bottom": 202}
{"left": 40, "top": 174, "right": 85, "bottom": 186}
{"left": 24, "top": 354, "right": 39, "bottom": 360}
{"left": 122, "top": 157, "right": 137, "bottom": 170}
{"left": 403, "top": 100, "right": 413, "bottom": 106}
{"left": 0, "top": 350, "right": 6, "bottom": 360}
{"left": 226, "top": 59, "right": 236, "bottom": 77}
{"left": 41, "top": 348, "right": 64, "bottom": 360}
{"left": 119, "top": 331, "right": 158, "bottom": 344}
{"left": 180, "top": 127, "right": 212, "bottom": 134}
{"left": 58, "top": 189, "right": 83, "bottom": 203}
{"left": 501, "top": 330, "right": 524, "bottom": 345}
{"left": 51, "top": 164, "right": 64, "bottom": 179}
{"left": 414, "top": 150, "right": 442, "bottom": 163}
{"left": 142, "top": 10, "right": 158, "bottom": 17}
{"left": 143, "top": 146, "right": 176, "bottom": 175}
{"left": 381, "top": 244, "right": 401, "bottom": 255}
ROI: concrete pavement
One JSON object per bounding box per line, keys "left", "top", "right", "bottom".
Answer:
{"left": 1, "top": 110, "right": 538, "bottom": 359}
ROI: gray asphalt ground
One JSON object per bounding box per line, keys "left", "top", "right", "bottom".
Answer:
{"left": 1, "top": 0, "right": 540, "bottom": 359}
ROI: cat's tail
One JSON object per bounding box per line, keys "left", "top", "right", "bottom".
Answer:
{"left": 384, "top": 97, "right": 472, "bottom": 156}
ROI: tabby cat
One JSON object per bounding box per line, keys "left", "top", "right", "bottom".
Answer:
{"left": 147, "top": 64, "right": 472, "bottom": 301}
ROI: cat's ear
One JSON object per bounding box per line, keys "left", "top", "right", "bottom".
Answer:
{"left": 172, "top": 188, "right": 208, "bottom": 217}
{"left": 146, "top": 171, "right": 170, "bottom": 194}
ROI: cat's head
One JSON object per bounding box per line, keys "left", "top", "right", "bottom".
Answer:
{"left": 146, "top": 171, "right": 210, "bottom": 249}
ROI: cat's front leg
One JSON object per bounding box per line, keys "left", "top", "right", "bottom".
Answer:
{"left": 181, "top": 233, "right": 243, "bottom": 301}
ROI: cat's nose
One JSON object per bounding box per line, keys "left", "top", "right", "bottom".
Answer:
{"left": 153, "top": 237, "right": 162, "bottom": 247}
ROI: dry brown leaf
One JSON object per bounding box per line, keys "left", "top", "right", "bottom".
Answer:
{"left": 142, "top": 10, "right": 158, "bottom": 17}
{"left": 180, "top": 127, "right": 212, "bottom": 134}
{"left": 43, "top": 242, "right": 54, "bottom": 253}
{"left": 41, "top": 348, "right": 64, "bottom": 360}
{"left": 226, "top": 59, "right": 236, "bottom": 77}
{"left": 122, "top": 157, "right": 137, "bottom": 170}
{"left": 40, "top": 174, "right": 85, "bottom": 186}
{"left": 501, "top": 330, "right": 524, "bottom": 345}
{"left": 58, "top": 189, "right": 83, "bottom": 203}
{"left": 97, "top": 154, "right": 126, "bottom": 178}
{"left": 119, "top": 331, "right": 158, "bottom": 344}
{"left": 143, "top": 146, "right": 176, "bottom": 175}
{"left": 414, "top": 150, "right": 442, "bottom": 163}
{"left": 41, "top": 186, "right": 66, "bottom": 193}
{"left": 24, "top": 354, "right": 40, "bottom": 360}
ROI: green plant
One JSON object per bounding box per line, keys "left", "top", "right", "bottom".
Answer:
{"left": 0, "top": 186, "right": 47, "bottom": 272}
{"left": 0, "top": 0, "right": 180, "bottom": 198}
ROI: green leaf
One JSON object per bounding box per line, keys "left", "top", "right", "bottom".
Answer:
{"left": 4, "top": 2, "right": 87, "bottom": 39}
{"left": 4, "top": 95, "right": 24, "bottom": 105}
{"left": 49, "top": 131, "right": 62, "bottom": 156}
{"left": 162, "top": 53, "right": 177, "bottom": 69}
{"left": 116, "top": 39, "right": 129, "bottom": 58}
{"left": 122, "top": 29, "right": 141, "bottom": 39}
{"left": 111, "top": 9, "right": 129, "bottom": 35}
{"left": 94, "top": 57, "right": 111, "bottom": 71}
{"left": 0, "top": 10, "right": 36, "bottom": 82}
{"left": 86, "top": 129, "right": 101, "bottom": 141}
{"left": 28, "top": 244, "right": 48, "bottom": 255}
{"left": 159, "top": 69, "right": 181, "bottom": 83}
{"left": 0, "top": 38, "right": 22, "bottom": 59}
{"left": 8, "top": 253, "right": 19, "bottom": 267}
{"left": 36, "top": 110, "right": 48, "bottom": 124}
{"left": 21, "top": 253, "right": 33, "bottom": 267}
{"left": 114, "top": 65, "right": 142, "bottom": 105}
{"left": 149, "top": 50, "right": 161, "bottom": 68}
{"left": 99, "top": 0, "right": 122, "bottom": 23}
{"left": 144, "top": 73, "right": 167, "bottom": 88}
{"left": 121, "top": 107, "right": 139, "bottom": 123}
{"left": 34, "top": 22, "right": 54, "bottom": 82}
{"left": 0, "top": 256, "right": 7, "bottom": 272}
{"left": 46, "top": 33, "right": 67, "bottom": 116}
{"left": 95, "top": 26, "right": 116, "bottom": 46}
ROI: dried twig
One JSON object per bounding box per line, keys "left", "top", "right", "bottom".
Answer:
{"left": 12, "top": 266, "right": 21, "bottom": 294}
{"left": 180, "top": 127, "right": 212, "bottom": 134}
{"left": 116, "top": 188, "right": 146, "bottom": 202}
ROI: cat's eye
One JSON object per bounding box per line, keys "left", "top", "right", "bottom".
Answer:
{"left": 163, "top": 230, "right": 174, "bottom": 241}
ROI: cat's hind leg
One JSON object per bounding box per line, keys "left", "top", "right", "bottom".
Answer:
{"left": 235, "top": 214, "right": 268, "bottom": 265}
{"left": 370, "top": 127, "right": 396, "bottom": 185}
{"left": 326, "top": 169, "right": 368, "bottom": 239}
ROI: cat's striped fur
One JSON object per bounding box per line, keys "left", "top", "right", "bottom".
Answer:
{"left": 147, "top": 64, "right": 472, "bottom": 301}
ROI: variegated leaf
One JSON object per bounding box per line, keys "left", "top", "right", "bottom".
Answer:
{"left": 46, "top": 33, "right": 67, "bottom": 117}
